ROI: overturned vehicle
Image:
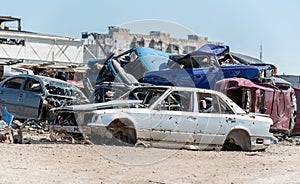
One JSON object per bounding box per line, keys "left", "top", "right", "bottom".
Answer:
{"left": 52, "top": 85, "right": 273, "bottom": 151}
{"left": 0, "top": 74, "right": 89, "bottom": 121}
{"left": 143, "top": 44, "right": 276, "bottom": 89}
{"left": 83, "top": 47, "right": 170, "bottom": 103}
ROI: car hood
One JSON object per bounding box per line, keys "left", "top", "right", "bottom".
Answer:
{"left": 51, "top": 100, "right": 142, "bottom": 112}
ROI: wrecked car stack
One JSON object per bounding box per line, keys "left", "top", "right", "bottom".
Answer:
{"left": 49, "top": 45, "right": 286, "bottom": 151}
{"left": 0, "top": 44, "right": 297, "bottom": 152}
{"left": 143, "top": 44, "right": 296, "bottom": 136}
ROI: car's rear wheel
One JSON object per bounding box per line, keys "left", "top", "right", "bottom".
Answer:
{"left": 222, "top": 130, "right": 251, "bottom": 151}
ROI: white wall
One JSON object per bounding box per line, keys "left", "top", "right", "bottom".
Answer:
{"left": 0, "top": 31, "right": 84, "bottom": 63}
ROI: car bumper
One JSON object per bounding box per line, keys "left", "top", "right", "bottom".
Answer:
{"left": 250, "top": 136, "right": 271, "bottom": 151}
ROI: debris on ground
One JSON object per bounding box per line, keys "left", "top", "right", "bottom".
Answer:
{"left": 0, "top": 119, "right": 89, "bottom": 145}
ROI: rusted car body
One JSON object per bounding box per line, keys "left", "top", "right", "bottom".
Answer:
{"left": 214, "top": 77, "right": 293, "bottom": 135}
{"left": 292, "top": 87, "right": 300, "bottom": 135}
{"left": 52, "top": 86, "right": 273, "bottom": 151}
{"left": 0, "top": 74, "right": 89, "bottom": 121}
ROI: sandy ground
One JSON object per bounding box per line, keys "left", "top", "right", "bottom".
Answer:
{"left": 0, "top": 141, "right": 300, "bottom": 184}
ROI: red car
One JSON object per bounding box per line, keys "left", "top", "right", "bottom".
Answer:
{"left": 215, "top": 77, "right": 294, "bottom": 135}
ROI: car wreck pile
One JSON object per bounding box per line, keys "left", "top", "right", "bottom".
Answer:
{"left": 0, "top": 74, "right": 89, "bottom": 144}
{"left": 0, "top": 44, "right": 298, "bottom": 151}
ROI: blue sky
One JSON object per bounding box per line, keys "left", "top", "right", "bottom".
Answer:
{"left": 1, "top": 0, "right": 299, "bottom": 74}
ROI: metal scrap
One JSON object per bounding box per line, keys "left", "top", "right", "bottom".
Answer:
{"left": 0, "top": 119, "right": 88, "bottom": 144}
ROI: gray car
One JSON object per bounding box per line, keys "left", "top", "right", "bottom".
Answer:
{"left": 0, "top": 74, "right": 88, "bottom": 121}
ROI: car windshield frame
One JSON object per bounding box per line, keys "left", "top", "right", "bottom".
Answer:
{"left": 118, "top": 86, "right": 169, "bottom": 101}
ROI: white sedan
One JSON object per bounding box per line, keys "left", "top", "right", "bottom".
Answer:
{"left": 52, "top": 86, "right": 273, "bottom": 151}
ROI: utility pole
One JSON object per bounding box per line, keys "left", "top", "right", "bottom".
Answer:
{"left": 259, "top": 44, "right": 263, "bottom": 61}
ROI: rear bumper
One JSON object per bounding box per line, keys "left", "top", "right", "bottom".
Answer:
{"left": 250, "top": 136, "right": 271, "bottom": 151}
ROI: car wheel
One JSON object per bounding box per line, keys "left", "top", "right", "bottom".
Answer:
{"left": 115, "top": 127, "right": 136, "bottom": 145}
{"left": 107, "top": 120, "right": 137, "bottom": 146}
{"left": 222, "top": 130, "right": 251, "bottom": 151}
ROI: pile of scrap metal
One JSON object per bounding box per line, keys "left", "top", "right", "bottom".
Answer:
{"left": 81, "top": 45, "right": 299, "bottom": 137}
{"left": 82, "top": 47, "right": 170, "bottom": 102}
{"left": 144, "top": 44, "right": 298, "bottom": 136}
{"left": 0, "top": 119, "right": 87, "bottom": 144}
{"left": 0, "top": 74, "right": 90, "bottom": 144}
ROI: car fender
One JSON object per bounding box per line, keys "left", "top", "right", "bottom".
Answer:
{"left": 89, "top": 109, "right": 136, "bottom": 127}
{"left": 226, "top": 126, "right": 252, "bottom": 139}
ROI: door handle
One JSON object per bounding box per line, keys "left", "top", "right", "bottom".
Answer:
{"left": 188, "top": 116, "right": 197, "bottom": 121}
{"left": 0, "top": 90, "right": 2, "bottom": 94}
{"left": 226, "top": 117, "right": 236, "bottom": 123}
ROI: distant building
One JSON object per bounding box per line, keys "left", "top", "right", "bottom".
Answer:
{"left": 0, "top": 16, "right": 84, "bottom": 66}
{"left": 278, "top": 74, "right": 300, "bottom": 87}
{"left": 83, "top": 26, "right": 223, "bottom": 61}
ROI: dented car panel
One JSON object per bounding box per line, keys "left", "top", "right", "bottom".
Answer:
{"left": 143, "top": 44, "right": 273, "bottom": 89}
{"left": 52, "top": 86, "right": 273, "bottom": 151}
{"left": 89, "top": 47, "right": 170, "bottom": 86}
{"left": 90, "top": 47, "right": 170, "bottom": 102}
{"left": 292, "top": 87, "right": 300, "bottom": 135}
{"left": 0, "top": 74, "right": 88, "bottom": 120}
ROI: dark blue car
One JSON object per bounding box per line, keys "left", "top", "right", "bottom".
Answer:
{"left": 143, "top": 44, "right": 275, "bottom": 89}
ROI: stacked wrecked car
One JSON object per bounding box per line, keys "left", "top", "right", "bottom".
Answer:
{"left": 1, "top": 44, "right": 295, "bottom": 151}
{"left": 49, "top": 44, "right": 296, "bottom": 151}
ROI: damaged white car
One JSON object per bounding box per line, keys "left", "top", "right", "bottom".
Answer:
{"left": 52, "top": 86, "right": 273, "bottom": 151}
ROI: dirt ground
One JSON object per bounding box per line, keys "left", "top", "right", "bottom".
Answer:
{"left": 0, "top": 140, "right": 300, "bottom": 184}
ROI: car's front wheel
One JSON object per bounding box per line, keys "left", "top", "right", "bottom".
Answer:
{"left": 107, "top": 119, "right": 137, "bottom": 146}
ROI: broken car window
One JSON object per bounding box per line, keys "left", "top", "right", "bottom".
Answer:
{"left": 159, "top": 91, "right": 193, "bottom": 112}
{"left": 24, "top": 78, "right": 42, "bottom": 92}
{"left": 2, "top": 77, "right": 25, "bottom": 89}
{"left": 197, "top": 92, "right": 233, "bottom": 114}
{"left": 191, "top": 55, "right": 217, "bottom": 68}
{"left": 119, "top": 87, "right": 168, "bottom": 107}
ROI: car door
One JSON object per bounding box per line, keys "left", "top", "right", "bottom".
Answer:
{"left": 150, "top": 90, "right": 197, "bottom": 146}
{"left": 195, "top": 92, "right": 234, "bottom": 148}
{"left": 0, "top": 76, "right": 26, "bottom": 117}
{"left": 17, "top": 77, "right": 45, "bottom": 119}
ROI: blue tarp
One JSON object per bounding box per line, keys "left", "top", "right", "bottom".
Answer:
{"left": 3, "top": 107, "right": 14, "bottom": 127}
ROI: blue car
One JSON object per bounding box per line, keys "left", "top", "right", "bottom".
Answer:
{"left": 143, "top": 44, "right": 275, "bottom": 89}
{"left": 87, "top": 47, "right": 170, "bottom": 102}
